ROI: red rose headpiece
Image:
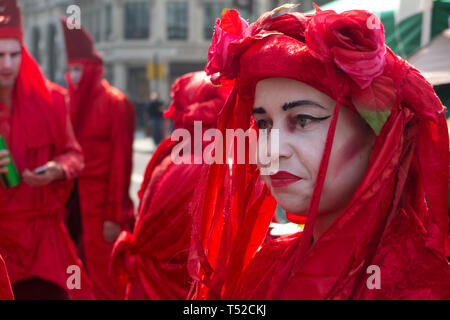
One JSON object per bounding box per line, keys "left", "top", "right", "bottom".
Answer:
{"left": 206, "top": 5, "right": 398, "bottom": 134}
{"left": 207, "top": 5, "right": 385, "bottom": 88}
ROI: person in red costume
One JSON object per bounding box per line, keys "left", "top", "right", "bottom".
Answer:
{"left": 110, "top": 71, "right": 231, "bottom": 300}
{"left": 0, "top": 0, "right": 93, "bottom": 300}
{"left": 189, "top": 5, "right": 450, "bottom": 299}
{"left": 60, "top": 17, "right": 136, "bottom": 300}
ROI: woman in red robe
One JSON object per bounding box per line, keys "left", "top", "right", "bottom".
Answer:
{"left": 189, "top": 6, "right": 450, "bottom": 299}
{"left": 110, "top": 71, "right": 231, "bottom": 300}
{"left": 0, "top": 0, "right": 93, "bottom": 300}
{"left": 60, "top": 17, "right": 136, "bottom": 299}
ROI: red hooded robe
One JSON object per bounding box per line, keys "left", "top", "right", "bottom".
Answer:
{"left": 189, "top": 7, "right": 450, "bottom": 300}
{"left": 110, "top": 71, "right": 231, "bottom": 300}
{"left": 61, "top": 17, "right": 136, "bottom": 300}
{"left": 0, "top": 0, "right": 93, "bottom": 299}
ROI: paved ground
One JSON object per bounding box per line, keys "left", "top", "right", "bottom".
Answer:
{"left": 130, "top": 130, "right": 156, "bottom": 208}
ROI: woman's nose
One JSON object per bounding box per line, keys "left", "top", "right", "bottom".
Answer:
{"left": 0, "top": 55, "right": 12, "bottom": 69}
{"left": 270, "top": 126, "right": 292, "bottom": 160}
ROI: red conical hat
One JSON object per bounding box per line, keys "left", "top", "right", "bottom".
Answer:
{"left": 0, "top": 0, "right": 23, "bottom": 41}
{"left": 60, "top": 16, "right": 103, "bottom": 64}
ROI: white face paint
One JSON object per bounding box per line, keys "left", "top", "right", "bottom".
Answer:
{"left": 0, "top": 39, "right": 22, "bottom": 88}
{"left": 68, "top": 64, "right": 83, "bottom": 87}
{"left": 253, "top": 78, "right": 375, "bottom": 219}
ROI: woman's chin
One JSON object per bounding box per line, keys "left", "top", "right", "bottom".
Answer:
{"left": 276, "top": 199, "right": 309, "bottom": 217}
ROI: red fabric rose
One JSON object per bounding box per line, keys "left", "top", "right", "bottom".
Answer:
{"left": 205, "top": 9, "right": 250, "bottom": 85}
{"left": 305, "top": 9, "right": 386, "bottom": 89}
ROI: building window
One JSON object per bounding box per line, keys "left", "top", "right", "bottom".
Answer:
{"left": 204, "top": 2, "right": 227, "bottom": 40}
{"left": 232, "top": 0, "right": 257, "bottom": 22}
{"left": 127, "top": 66, "right": 149, "bottom": 104}
{"left": 104, "top": 4, "right": 113, "bottom": 41}
{"left": 166, "top": 1, "right": 188, "bottom": 40}
{"left": 126, "top": 66, "right": 149, "bottom": 130}
{"left": 31, "top": 26, "right": 41, "bottom": 63}
{"left": 314, "top": 0, "right": 335, "bottom": 6}
{"left": 104, "top": 64, "right": 114, "bottom": 85}
{"left": 47, "top": 24, "right": 57, "bottom": 81}
{"left": 85, "top": 11, "right": 93, "bottom": 37}
{"left": 93, "top": 9, "right": 101, "bottom": 42}
{"left": 124, "top": 1, "right": 150, "bottom": 40}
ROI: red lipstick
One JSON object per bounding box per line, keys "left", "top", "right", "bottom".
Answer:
{"left": 269, "top": 171, "right": 302, "bottom": 188}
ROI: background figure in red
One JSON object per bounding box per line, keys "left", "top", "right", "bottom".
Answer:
{"left": 61, "top": 17, "right": 136, "bottom": 300}
{"left": 110, "top": 71, "right": 231, "bottom": 300}
{"left": 0, "top": 0, "right": 93, "bottom": 300}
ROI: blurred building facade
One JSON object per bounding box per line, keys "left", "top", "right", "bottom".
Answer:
{"left": 18, "top": 0, "right": 332, "bottom": 124}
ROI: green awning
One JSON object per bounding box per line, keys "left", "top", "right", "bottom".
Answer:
{"left": 436, "top": 84, "right": 450, "bottom": 116}
{"left": 432, "top": 0, "right": 450, "bottom": 37}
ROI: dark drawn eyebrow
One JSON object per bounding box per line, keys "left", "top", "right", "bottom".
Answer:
{"left": 282, "top": 100, "right": 326, "bottom": 111}
{"left": 252, "top": 107, "right": 266, "bottom": 114}
{"left": 0, "top": 51, "right": 21, "bottom": 56}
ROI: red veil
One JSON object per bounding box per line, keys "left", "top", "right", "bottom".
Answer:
{"left": 189, "top": 6, "right": 450, "bottom": 299}
{"left": 110, "top": 72, "right": 231, "bottom": 299}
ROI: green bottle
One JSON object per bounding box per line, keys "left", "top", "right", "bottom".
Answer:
{"left": 0, "top": 136, "right": 20, "bottom": 188}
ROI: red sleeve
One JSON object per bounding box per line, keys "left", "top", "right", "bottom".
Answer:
{"left": 104, "top": 96, "right": 135, "bottom": 223}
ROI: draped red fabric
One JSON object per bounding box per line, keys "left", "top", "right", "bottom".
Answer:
{"left": 110, "top": 71, "right": 231, "bottom": 300}
{"left": 0, "top": 254, "right": 13, "bottom": 299}
{"left": 62, "top": 16, "right": 135, "bottom": 299}
{"left": 45, "top": 80, "right": 81, "bottom": 214}
{"left": 0, "top": 0, "right": 94, "bottom": 299}
{"left": 65, "top": 65, "right": 135, "bottom": 299}
{"left": 190, "top": 7, "right": 450, "bottom": 299}
{"left": 67, "top": 60, "right": 105, "bottom": 136}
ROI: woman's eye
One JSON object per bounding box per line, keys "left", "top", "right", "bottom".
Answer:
{"left": 296, "top": 117, "right": 312, "bottom": 128}
{"left": 256, "top": 119, "right": 271, "bottom": 130}
{"left": 294, "top": 115, "right": 331, "bottom": 129}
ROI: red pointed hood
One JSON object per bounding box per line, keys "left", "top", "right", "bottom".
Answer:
{"left": 60, "top": 18, "right": 104, "bottom": 136}
{"left": 60, "top": 16, "right": 103, "bottom": 64}
{"left": 0, "top": 0, "right": 22, "bottom": 41}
